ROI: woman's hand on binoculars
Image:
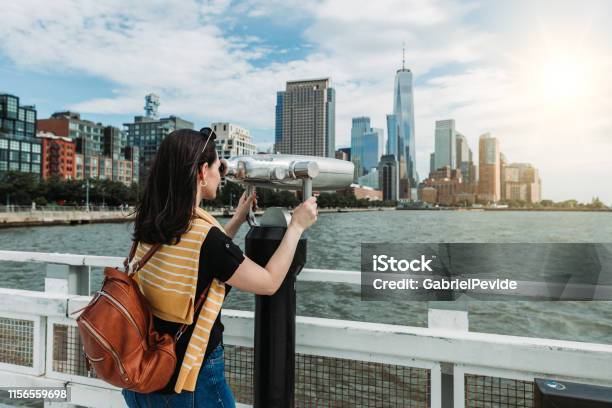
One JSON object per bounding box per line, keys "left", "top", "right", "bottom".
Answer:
{"left": 289, "top": 196, "right": 318, "bottom": 233}
{"left": 235, "top": 191, "right": 257, "bottom": 222}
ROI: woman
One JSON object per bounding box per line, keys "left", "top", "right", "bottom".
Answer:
{"left": 122, "top": 128, "right": 317, "bottom": 407}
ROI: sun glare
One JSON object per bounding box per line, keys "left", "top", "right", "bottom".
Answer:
{"left": 513, "top": 30, "right": 604, "bottom": 114}
{"left": 538, "top": 55, "right": 590, "bottom": 101}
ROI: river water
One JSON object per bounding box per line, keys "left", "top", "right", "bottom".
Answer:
{"left": 1, "top": 210, "right": 611, "bottom": 345}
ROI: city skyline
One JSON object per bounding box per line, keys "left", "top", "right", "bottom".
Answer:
{"left": 1, "top": 0, "right": 611, "bottom": 202}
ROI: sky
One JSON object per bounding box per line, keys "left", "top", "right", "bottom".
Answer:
{"left": 0, "top": 0, "right": 611, "bottom": 203}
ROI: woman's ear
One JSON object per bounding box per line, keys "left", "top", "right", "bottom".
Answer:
{"left": 199, "top": 163, "right": 209, "bottom": 179}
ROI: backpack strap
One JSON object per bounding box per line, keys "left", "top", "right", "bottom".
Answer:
{"left": 123, "top": 240, "right": 138, "bottom": 271}
{"left": 124, "top": 241, "right": 162, "bottom": 277}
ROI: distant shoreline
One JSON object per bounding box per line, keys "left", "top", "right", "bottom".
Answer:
{"left": 482, "top": 207, "right": 611, "bottom": 212}
{"left": 1, "top": 206, "right": 609, "bottom": 229}
{"left": 398, "top": 207, "right": 611, "bottom": 212}
{"left": 0, "top": 207, "right": 397, "bottom": 229}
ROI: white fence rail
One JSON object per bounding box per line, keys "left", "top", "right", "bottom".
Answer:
{"left": 0, "top": 251, "right": 611, "bottom": 408}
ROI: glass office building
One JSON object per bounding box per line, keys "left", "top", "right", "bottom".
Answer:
{"left": 434, "top": 119, "right": 457, "bottom": 170}
{"left": 0, "top": 93, "right": 41, "bottom": 178}
{"left": 275, "top": 91, "right": 284, "bottom": 147}
{"left": 350, "top": 116, "right": 370, "bottom": 180}
{"left": 362, "top": 128, "right": 384, "bottom": 173}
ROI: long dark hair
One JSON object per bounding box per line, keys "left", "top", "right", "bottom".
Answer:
{"left": 133, "top": 128, "right": 217, "bottom": 245}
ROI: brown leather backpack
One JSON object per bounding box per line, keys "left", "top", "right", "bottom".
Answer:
{"left": 70, "top": 241, "right": 210, "bottom": 392}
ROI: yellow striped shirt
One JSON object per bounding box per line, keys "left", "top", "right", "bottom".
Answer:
{"left": 133, "top": 207, "right": 227, "bottom": 393}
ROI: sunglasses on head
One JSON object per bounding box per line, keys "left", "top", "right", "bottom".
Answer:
{"left": 199, "top": 127, "right": 228, "bottom": 177}
{"left": 199, "top": 127, "right": 215, "bottom": 153}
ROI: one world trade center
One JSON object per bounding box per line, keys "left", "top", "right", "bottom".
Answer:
{"left": 386, "top": 50, "right": 417, "bottom": 199}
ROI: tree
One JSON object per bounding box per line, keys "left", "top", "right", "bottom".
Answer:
{"left": 540, "top": 199, "right": 554, "bottom": 207}
{"left": 589, "top": 197, "right": 604, "bottom": 209}
{"left": 0, "top": 171, "right": 39, "bottom": 205}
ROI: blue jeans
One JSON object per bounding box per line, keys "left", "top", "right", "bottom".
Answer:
{"left": 122, "top": 343, "right": 236, "bottom": 408}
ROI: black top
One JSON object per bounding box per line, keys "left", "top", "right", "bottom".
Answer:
{"left": 154, "top": 227, "right": 245, "bottom": 394}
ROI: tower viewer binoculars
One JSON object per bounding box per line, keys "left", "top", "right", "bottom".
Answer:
{"left": 221, "top": 153, "right": 354, "bottom": 192}
{"left": 220, "top": 153, "right": 354, "bottom": 226}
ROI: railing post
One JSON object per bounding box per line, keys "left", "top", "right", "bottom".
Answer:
{"left": 45, "top": 264, "right": 90, "bottom": 296}
{"left": 69, "top": 265, "right": 90, "bottom": 296}
{"left": 428, "top": 300, "right": 469, "bottom": 408}
{"left": 44, "top": 264, "right": 89, "bottom": 408}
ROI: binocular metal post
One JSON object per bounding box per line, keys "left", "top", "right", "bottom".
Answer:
{"left": 222, "top": 154, "right": 354, "bottom": 407}
{"left": 246, "top": 182, "right": 312, "bottom": 407}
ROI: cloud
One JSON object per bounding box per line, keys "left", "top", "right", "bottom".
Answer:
{"left": 0, "top": 0, "right": 610, "bottom": 201}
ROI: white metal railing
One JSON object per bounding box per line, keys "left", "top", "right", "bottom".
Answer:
{"left": 0, "top": 250, "right": 611, "bottom": 408}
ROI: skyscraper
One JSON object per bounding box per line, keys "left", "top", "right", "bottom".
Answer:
{"left": 378, "top": 154, "right": 399, "bottom": 201}
{"left": 274, "top": 78, "right": 335, "bottom": 158}
{"left": 478, "top": 133, "right": 501, "bottom": 203}
{"left": 275, "top": 91, "right": 284, "bottom": 149}
{"left": 386, "top": 51, "right": 416, "bottom": 199}
{"left": 456, "top": 132, "right": 475, "bottom": 186}
{"left": 350, "top": 116, "right": 370, "bottom": 179}
{"left": 434, "top": 119, "right": 457, "bottom": 170}
{"left": 456, "top": 132, "right": 469, "bottom": 166}
{"left": 351, "top": 117, "right": 384, "bottom": 181}
{"left": 363, "top": 128, "right": 384, "bottom": 174}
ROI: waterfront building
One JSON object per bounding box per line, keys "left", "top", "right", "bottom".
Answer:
{"left": 386, "top": 52, "right": 417, "bottom": 199}
{"left": 378, "top": 154, "right": 399, "bottom": 201}
{"left": 211, "top": 122, "right": 256, "bottom": 159}
{"left": 502, "top": 162, "right": 541, "bottom": 203}
{"left": 37, "top": 131, "right": 75, "bottom": 180}
{"left": 39, "top": 112, "right": 137, "bottom": 186}
{"left": 420, "top": 186, "right": 437, "bottom": 204}
{"left": 337, "top": 185, "right": 382, "bottom": 201}
{"left": 0, "top": 137, "right": 42, "bottom": 178}
{"left": 274, "top": 78, "right": 335, "bottom": 158}
{"left": 0, "top": 93, "right": 37, "bottom": 140}
{"left": 0, "top": 93, "right": 41, "bottom": 178}
{"left": 40, "top": 111, "right": 103, "bottom": 181}
{"left": 38, "top": 111, "right": 105, "bottom": 180}
{"left": 123, "top": 94, "right": 193, "bottom": 184}
{"left": 122, "top": 146, "right": 139, "bottom": 185}
{"left": 478, "top": 133, "right": 501, "bottom": 203}
{"left": 434, "top": 119, "right": 457, "bottom": 170}
{"left": 418, "top": 166, "right": 464, "bottom": 206}
{"left": 518, "top": 163, "right": 541, "bottom": 203}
